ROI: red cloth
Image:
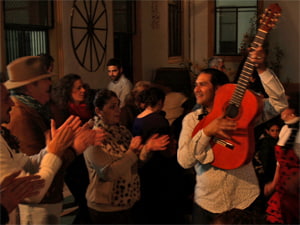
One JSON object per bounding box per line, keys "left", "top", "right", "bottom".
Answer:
{"left": 68, "top": 102, "right": 93, "bottom": 123}
{"left": 266, "top": 145, "right": 300, "bottom": 224}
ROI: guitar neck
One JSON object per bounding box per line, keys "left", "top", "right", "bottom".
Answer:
{"left": 229, "top": 29, "right": 268, "bottom": 108}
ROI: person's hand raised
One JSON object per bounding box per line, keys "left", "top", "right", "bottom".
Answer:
{"left": 0, "top": 171, "right": 45, "bottom": 213}
{"left": 47, "top": 115, "right": 81, "bottom": 157}
{"left": 129, "top": 136, "right": 143, "bottom": 156}
{"left": 144, "top": 134, "right": 170, "bottom": 152}
{"left": 72, "top": 122, "right": 106, "bottom": 155}
{"left": 50, "top": 115, "right": 82, "bottom": 138}
{"left": 248, "top": 46, "right": 267, "bottom": 73}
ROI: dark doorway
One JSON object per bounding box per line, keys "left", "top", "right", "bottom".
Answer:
{"left": 113, "top": 1, "right": 135, "bottom": 82}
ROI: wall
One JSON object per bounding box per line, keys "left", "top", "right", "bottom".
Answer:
{"left": 0, "top": 3, "right": 5, "bottom": 73}
{"left": 140, "top": 1, "right": 169, "bottom": 82}
{"left": 263, "top": 0, "right": 300, "bottom": 86}
{"left": 189, "top": 0, "right": 210, "bottom": 73}
{"left": 1, "top": 0, "right": 299, "bottom": 90}
{"left": 57, "top": 0, "right": 114, "bottom": 89}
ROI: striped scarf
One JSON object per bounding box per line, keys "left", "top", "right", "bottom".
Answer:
{"left": 12, "top": 93, "right": 51, "bottom": 127}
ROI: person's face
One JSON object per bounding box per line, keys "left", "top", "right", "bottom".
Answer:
{"left": 71, "top": 79, "right": 86, "bottom": 104}
{"left": 107, "top": 65, "right": 122, "bottom": 82}
{"left": 194, "top": 73, "right": 216, "bottom": 109}
{"left": 0, "top": 84, "right": 15, "bottom": 124}
{"left": 217, "top": 62, "right": 226, "bottom": 73}
{"left": 266, "top": 124, "right": 280, "bottom": 139}
{"left": 27, "top": 78, "right": 52, "bottom": 105}
{"left": 96, "top": 96, "right": 121, "bottom": 125}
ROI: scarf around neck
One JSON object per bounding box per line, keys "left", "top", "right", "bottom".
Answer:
{"left": 68, "top": 102, "right": 93, "bottom": 123}
{"left": 13, "top": 93, "right": 51, "bottom": 126}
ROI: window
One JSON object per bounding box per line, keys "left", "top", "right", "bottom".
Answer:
{"left": 168, "top": 0, "right": 182, "bottom": 58}
{"left": 4, "top": 0, "right": 53, "bottom": 63}
{"left": 215, "top": 0, "right": 257, "bottom": 55}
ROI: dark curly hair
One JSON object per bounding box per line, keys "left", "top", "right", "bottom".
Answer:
{"left": 52, "top": 74, "right": 84, "bottom": 109}
{"left": 93, "top": 89, "right": 118, "bottom": 110}
{"left": 136, "top": 86, "right": 165, "bottom": 108}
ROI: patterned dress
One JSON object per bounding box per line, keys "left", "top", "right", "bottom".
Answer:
{"left": 266, "top": 122, "right": 300, "bottom": 224}
{"left": 84, "top": 116, "right": 141, "bottom": 212}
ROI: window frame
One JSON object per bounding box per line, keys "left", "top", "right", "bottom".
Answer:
{"left": 168, "top": 0, "right": 183, "bottom": 64}
{"left": 3, "top": 0, "right": 53, "bottom": 64}
{"left": 208, "top": 0, "right": 263, "bottom": 61}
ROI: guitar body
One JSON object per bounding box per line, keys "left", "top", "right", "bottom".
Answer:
{"left": 191, "top": 3, "right": 281, "bottom": 169}
{"left": 192, "top": 84, "right": 263, "bottom": 169}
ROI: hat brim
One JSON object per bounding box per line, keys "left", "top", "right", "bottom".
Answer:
{"left": 4, "top": 73, "right": 56, "bottom": 90}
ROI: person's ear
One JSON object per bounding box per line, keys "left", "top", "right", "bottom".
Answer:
{"left": 95, "top": 107, "right": 102, "bottom": 117}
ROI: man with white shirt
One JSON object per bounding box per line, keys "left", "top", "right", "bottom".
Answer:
{"left": 106, "top": 58, "right": 132, "bottom": 108}
{"left": 177, "top": 47, "right": 288, "bottom": 224}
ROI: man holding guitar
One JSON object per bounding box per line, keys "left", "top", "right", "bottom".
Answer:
{"left": 177, "top": 46, "right": 288, "bottom": 224}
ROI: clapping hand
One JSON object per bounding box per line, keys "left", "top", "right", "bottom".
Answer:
{"left": 129, "top": 136, "right": 144, "bottom": 156}
{"left": 47, "top": 115, "right": 81, "bottom": 157}
{"left": 145, "top": 134, "right": 170, "bottom": 152}
{"left": 0, "top": 171, "right": 45, "bottom": 213}
{"left": 72, "top": 122, "right": 106, "bottom": 155}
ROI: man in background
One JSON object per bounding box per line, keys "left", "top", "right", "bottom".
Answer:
{"left": 106, "top": 58, "right": 132, "bottom": 108}
{"left": 208, "top": 56, "right": 226, "bottom": 73}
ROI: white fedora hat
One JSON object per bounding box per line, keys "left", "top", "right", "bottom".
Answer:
{"left": 4, "top": 56, "right": 56, "bottom": 90}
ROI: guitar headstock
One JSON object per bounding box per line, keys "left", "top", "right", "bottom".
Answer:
{"left": 259, "top": 3, "right": 281, "bottom": 33}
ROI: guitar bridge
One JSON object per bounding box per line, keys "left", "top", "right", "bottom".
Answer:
{"left": 213, "top": 137, "right": 234, "bottom": 150}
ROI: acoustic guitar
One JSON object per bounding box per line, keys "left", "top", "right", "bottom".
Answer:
{"left": 192, "top": 3, "right": 282, "bottom": 170}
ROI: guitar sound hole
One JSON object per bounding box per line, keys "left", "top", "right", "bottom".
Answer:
{"left": 225, "top": 104, "right": 239, "bottom": 118}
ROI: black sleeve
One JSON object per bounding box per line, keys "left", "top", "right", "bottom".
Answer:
{"left": 0, "top": 204, "right": 9, "bottom": 225}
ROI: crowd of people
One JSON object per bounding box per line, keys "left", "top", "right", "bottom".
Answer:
{"left": 0, "top": 47, "right": 299, "bottom": 225}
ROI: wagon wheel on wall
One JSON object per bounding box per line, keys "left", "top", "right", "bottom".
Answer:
{"left": 70, "top": 0, "right": 108, "bottom": 72}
